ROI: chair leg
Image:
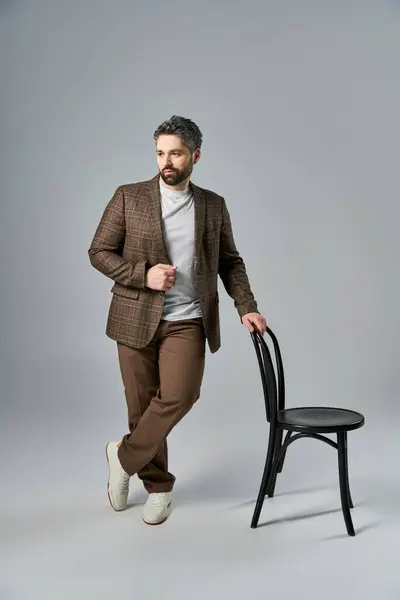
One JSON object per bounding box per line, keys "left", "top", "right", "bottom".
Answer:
{"left": 343, "top": 432, "right": 354, "bottom": 509}
{"left": 267, "top": 429, "right": 283, "bottom": 497}
{"left": 267, "top": 431, "right": 292, "bottom": 497}
{"left": 251, "top": 427, "right": 277, "bottom": 528}
{"left": 277, "top": 431, "right": 292, "bottom": 473}
{"left": 337, "top": 432, "right": 355, "bottom": 536}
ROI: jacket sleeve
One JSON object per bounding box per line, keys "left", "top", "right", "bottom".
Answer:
{"left": 218, "top": 197, "right": 259, "bottom": 319}
{"left": 88, "top": 186, "right": 148, "bottom": 289}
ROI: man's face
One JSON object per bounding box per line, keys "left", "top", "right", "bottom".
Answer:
{"left": 156, "top": 134, "right": 199, "bottom": 187}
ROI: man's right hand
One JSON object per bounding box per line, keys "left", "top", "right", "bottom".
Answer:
{"left": 145, "top": 264, "right": 177, "bottom": 291}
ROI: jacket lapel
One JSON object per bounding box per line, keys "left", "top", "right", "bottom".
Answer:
{"left": 147, "top": 174, "right": 205, "bottom": 271}
{"left": 147, "top": 175, "right": 170, "bottom": 262}
{"left": 189, "top": 180, "right": 206, "bottom": 273}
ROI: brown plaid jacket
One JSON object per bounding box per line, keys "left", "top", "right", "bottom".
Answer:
{"left": 88, "top": 174, "right": 258, "bottom": 353}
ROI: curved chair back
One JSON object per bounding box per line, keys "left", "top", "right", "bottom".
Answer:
{"left": 250, "top": 328, "right": 286, "bottom": 424}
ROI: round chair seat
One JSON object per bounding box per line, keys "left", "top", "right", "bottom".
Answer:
{"left": 278, "top": 406, "right": 365, "bottom": 433}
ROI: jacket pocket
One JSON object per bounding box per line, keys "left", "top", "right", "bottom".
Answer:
{"left": 111, "top": 282, "right": 140, "bottom": 299}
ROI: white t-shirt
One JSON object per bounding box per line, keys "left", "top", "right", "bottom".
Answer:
{"left": 159, "top": 179, "right": 202, "bottom": 321}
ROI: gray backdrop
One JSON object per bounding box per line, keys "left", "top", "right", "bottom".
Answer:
{"left": 1, "top": 1, "right": 399, "bottom": 599}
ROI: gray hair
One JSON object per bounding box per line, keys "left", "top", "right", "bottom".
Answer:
{"left": 153, "top": 115, "right": 203, "bottom": 153}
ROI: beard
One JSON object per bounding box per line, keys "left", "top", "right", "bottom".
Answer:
{"left": 160, "top": 162, "right": 193, "bottom": 186}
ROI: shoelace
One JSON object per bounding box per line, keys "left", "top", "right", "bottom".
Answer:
{"left": 120, "top": 469, "right": 130, "bottom": 492}
{"left": 151, "top": 492, "right": 167, "bottom": 507}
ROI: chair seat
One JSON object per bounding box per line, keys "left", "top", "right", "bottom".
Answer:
{"left": 278, "top": 406, "right": 365, "bottom": 433}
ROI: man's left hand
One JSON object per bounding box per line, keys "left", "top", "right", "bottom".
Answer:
{"left": 241, "top": 312, "right": 267, "bottom": 335}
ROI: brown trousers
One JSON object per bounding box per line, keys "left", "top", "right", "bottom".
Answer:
{"left": 117, "top": 318, "right": 206, "bottom": 493}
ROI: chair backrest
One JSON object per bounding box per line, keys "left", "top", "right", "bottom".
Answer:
{"left": 250, "top": 327, "right": 286, "bottom": 423}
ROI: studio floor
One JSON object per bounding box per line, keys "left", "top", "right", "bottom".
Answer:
{"left": 1, "top": 415, "right": 398, "bottom": 600}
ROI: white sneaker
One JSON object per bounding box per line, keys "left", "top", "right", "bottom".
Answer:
{"left": 105, "top": 441, "right": 130, "bottom": 511}
{"left": 142, "top": 492, "right": 172, "bottom": 525}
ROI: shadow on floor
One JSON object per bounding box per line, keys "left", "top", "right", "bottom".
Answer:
{"left": 256, "top": 507, "right": 343, "bottom": 528}
{"left": 320, "top": 520, "right": 382, "bottom": 540}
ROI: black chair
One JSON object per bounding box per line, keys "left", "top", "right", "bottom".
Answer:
{"left": 250, "top": 327, "right": 365, "bottom": 536}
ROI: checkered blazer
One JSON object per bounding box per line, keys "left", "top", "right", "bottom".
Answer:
{"left": 88, "top": 174, "right": 258, "bottom": 353}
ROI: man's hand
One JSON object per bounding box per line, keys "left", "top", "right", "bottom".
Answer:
{"left": 242, "top": 312, "right": 267, "bottom": 335}
{"left": 146, "top": 264, "right": 177, "bottom": 291}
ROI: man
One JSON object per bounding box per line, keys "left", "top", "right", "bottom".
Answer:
{"left": 88, "top": 115, "right": 267, "bottom": 525}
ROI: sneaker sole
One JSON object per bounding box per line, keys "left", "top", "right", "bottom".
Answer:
{"left": 105, "top": 443, "right": 126, "bottom": 512}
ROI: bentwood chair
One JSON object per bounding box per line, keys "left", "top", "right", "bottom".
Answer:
{"left": 250, "top": 328, "right": 365, "bottom": 536}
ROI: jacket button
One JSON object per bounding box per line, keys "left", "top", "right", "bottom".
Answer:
{"left": 159, "top": 291, "right": 164, "bottom": 297}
